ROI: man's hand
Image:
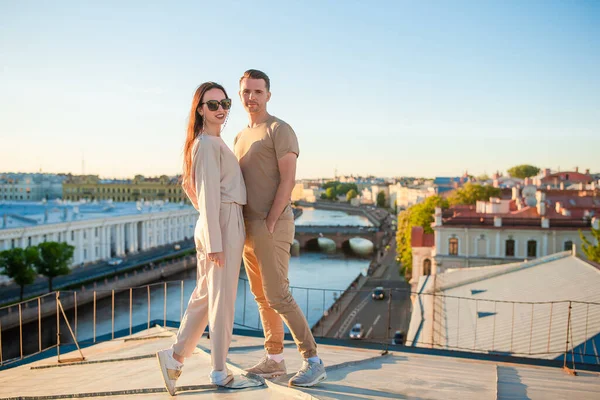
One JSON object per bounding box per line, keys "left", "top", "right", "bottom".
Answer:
{"left": 266, "top": 216, "right": 277, "bottom": 234}
{"left": 208, "top": 252, "right": 225, "bottom": 267}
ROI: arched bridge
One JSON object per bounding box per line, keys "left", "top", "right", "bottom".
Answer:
{"left": 295, "top": 225, "right": 384, "bottom": 250}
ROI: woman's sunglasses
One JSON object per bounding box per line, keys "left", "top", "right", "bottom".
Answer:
{"left": 201, "top": 99, "right": 232, "bottom": 111}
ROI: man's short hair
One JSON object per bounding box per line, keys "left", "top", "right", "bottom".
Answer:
{"left": 240, "top": 69, "right": 270, "bottom": 91}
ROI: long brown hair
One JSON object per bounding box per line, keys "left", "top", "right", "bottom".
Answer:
{"left": 182, "top": 82, "right": 228, "bottom": 187}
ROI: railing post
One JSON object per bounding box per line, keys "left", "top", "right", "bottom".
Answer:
{"left": 38, "top": 297, "right": 42, "bottom": 353}
{"left": 19, "top": 303, "right": 23, "bottom": 359}
{"left": 74, "top": 292, "right": 78, "bottom": 340}
{"left": 473, "top": 300, "right": 478, "bottom": 350}
{"left": 529, "top": 303, "right": 535, "bottom": 355}
{"left": 164, "top": 282, "right": 167, "bottom": 327}
{"left": 583, "top": 303, "right": 589, "bottom": 362}
{"left": 0, "top": 317, "right": 3, "bottom": 365}
{"left": 56, "top": 292, "right": 61, "bottom": 359}
{"left": 456, "top": 297, "right": 460, "bottom": 349}
{"left": 386, "top": 289, "right": 393, "bottom": 344}
{"left": 510, "top": 302, "right": 515, "bottom": 353}
{"left": 563, "top": 301, "right": 572, "bottom": 370}
{"left": 93, "top": 291, "right": 97, "bottom": 343}
{"left": 180, "top": 280, "right": 184, "bottom": 322}
{"left": 129, "top": 287, "right": 133, "bottom": 336}
{"left": 111, "top": 289, "right": 115, "bottom": 340}
{"left": 147, "top": 285, "right": 150, "bottom": 330}
{"left": 242, "top": 283, "right": 247, "bottom": 327}
{"left": 491, "top": 301, "right": 497, "bottom": 352}
{"left": 547, "top": 303, "right": 554, "bottom": 354}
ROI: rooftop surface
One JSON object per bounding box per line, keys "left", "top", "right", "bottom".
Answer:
{"left": 2, "top": 326, "right": 600, "bottom": 399}
{"left": 407, "top": 253, "right": 600, "bottom": 366}
{"left": 0, "top": 201, "right": 194, "bottom": 230}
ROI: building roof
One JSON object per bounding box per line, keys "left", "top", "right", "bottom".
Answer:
{"left": 2, "top": 326, "right": 600, "bottom": 399}
{"left": 408, "top": 252, "right": 600, "bottom": 365}
{"left": 0, "top": 200, "right": 195, "bottom": 230}
{"left": 411, "top": 226, "right": 435, "bottom": 247}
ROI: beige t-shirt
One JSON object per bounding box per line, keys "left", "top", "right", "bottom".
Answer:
{"left": 234, "top": 116, "right": 299, "bottom": 220}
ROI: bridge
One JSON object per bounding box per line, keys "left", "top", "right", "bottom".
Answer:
{"left": 294, "top": 225, "right": 384, "bottom": 250}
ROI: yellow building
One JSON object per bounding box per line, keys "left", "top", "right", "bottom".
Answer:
{"left": 63, "top": 175, "right": 187, "bottom": 203}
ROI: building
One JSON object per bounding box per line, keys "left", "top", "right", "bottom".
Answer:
{"left": 406, "top": 251, "right": 600, "bottom": 365}
{"left": 431, "top": 187, "right": 600, "bottom": 272}
{"left": 291, "top": 182, "right": 320, "bottom": 203}
{"left": 0, "top": 201, "right": 197, "bottom": 277}
{"left": 532, "top": 167, "right": 594, "bottom": 189}
{"left": 0, "top": 173, "right": 66, "bottom": 201}
{"left": 389, "top": 183, "right": 436, "bottom": 211}
{"left": 63, "top": 175, "right": 187, "bottom": 203}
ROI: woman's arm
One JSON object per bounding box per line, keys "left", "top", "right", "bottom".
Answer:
{"left": 194, "top": 138, "right": 223, "bottom": 263}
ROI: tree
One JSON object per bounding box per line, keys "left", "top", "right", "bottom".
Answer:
{"left": 507, "top": 164, "right": 540, "bottom": 179}
{"left": 346, "top": 189, "right": 358, "bottom": 202}
{"left": 325, "top": 187, "right": 337, "bottom": 201}
{"left": 448, "top": 183, "right": 502, "bottom": 206}
{"left": 36, "top": 242, "right": 75, "bottom": 292}
{"left": 579, "top": 227, "right": 600, "bottom": 263}
{"left": 376, "top": 191, "right": 386, "bottom": 208}
{"left": 0, "top": 247, "right": 39, "bottom": 301}
{"left": 396, "top": 196, "right": 449, "bottom": 277}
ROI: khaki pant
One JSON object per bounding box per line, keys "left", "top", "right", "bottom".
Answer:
{"left": 172, "top": 202, "right": 245, "bottom": 372}
{"left": 243, "top": 214, "right": 318, "bottom": 359}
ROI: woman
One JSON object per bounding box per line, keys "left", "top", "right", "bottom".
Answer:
{"left": 156, "top": 82, "right": 246, "bottom": 395}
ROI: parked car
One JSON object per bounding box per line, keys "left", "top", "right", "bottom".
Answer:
{"left": 372, "top": 286, "right": 385, "bottom": 300}
{"left": 107, "top": 257, "right": 123, "bottom": 266}
{"left": 392, "top": 330, "right": 405, "bottom": 345}
{"left": 349, "top": 323, "right": 364, "bottom": 340}
{"left": 173, "top": 244, "right": 181, "bottom": 250}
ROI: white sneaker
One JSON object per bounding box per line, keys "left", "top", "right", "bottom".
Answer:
{"left": 156, "top": 348, "right": 183, "bottom": 395}
{"left": 210, "top": 368, "right": 234, "bottom": 386}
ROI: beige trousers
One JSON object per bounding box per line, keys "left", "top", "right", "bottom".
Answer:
{"left": 172, "top": 202, "right": 245, "bottom": 372}
{"left": 243, "top": 216, "right": 318, "bottom": 359}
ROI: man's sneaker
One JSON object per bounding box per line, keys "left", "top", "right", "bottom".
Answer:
{"left": 156, "top": 348, "right": 183, "bottom": 395}
{"left": 289, "top": 359, "right": 327, "bottom": 387}
{"left": 245, "top": 355, "right": 287, "bottom": 378}
{"left": 210, "top": 368, "right": 234, "bottom": 386}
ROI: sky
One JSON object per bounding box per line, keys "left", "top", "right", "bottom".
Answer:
{"left": 1, "top": 1, "right": 599, "bottom": 180}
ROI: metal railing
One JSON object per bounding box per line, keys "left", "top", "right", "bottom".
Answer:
{"left": 0, "top": 277, "right": 347, "bottom": 368}
{"left": 2, "top": 280, "right": 599, "bottom": 372}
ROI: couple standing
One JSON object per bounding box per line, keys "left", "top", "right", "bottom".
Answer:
{"left": 156, "top": 69, "right": 326, "bottom": 395}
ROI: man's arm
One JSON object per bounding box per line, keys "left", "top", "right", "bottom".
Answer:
{"left": 266, "top": 152, "right": 297, "bottom": 233}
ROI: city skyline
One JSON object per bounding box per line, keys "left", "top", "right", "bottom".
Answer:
{"left": 1, "top": 1, "right": 599, "bottom": 179}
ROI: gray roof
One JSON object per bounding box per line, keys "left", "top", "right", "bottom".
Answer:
{"left": 408, "top": 252, "right": 600, "bottom": 365}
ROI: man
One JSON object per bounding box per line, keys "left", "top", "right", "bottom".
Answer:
{"left": 234, "top": 69, "right": 327, "bottom": 387}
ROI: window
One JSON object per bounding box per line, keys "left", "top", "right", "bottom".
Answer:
{"left": 83, "top": 230, "right": 87, "bottom": 239}
{"left": 28, "top": 237, "right": 32, "bottom": 247}
{"left": 527, "top": 240, "right": 537, "bottom": 258}
{"left": 505, "top": 239, "right": 515, "bottom": 257}
{"left": 423, "top": 259, "right": 432, "bottom": 275}
{"left": 564, "top": 241, "right": 573, "bottom": 251}
{"left": 449, "top": 238, "right": 459, "bottom": 255}
{"left": 71, "top": 231, "right": 75, "bottom": 241}
{"left": 83, "top": 249, "right": 87, "bottom": 260}
{"left": 95, "top": 227, "right": 99, "bottom": 237}
{"left": 95, "top": 247, "right": 99, "bottom": 257}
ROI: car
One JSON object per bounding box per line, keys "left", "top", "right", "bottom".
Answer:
{"left": 392, "top": 330, "right": 405, "bottom": 345}
{"left": 372, "top": 286, "right": 385, "bottom": 300}
{"left": 107, "top": 257, "right": 123, "bottom": 266}
{"left": 173, "top": 244, "right": 181, "bottom": 250}
{"left": 349, "top": 323, "right": 364, "bottom": 340}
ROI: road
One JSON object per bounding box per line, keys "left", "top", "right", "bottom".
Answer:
{"left": 0, "top": 239, "right": 195, "bottom": 305}
{"left": 330, "top": 254, "right": 411, "bottom": 343}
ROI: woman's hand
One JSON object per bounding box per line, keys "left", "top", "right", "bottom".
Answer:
{"left": 208, "top": 252, "right": 225, "bottom": 267}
